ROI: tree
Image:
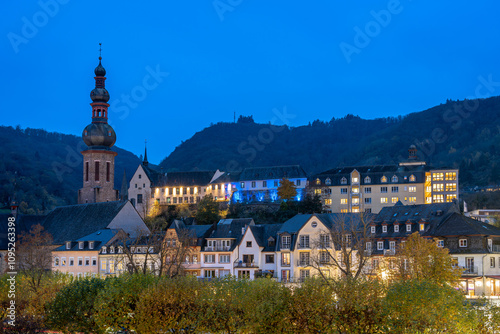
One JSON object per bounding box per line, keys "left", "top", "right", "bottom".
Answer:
{"left": 161, "top": 225, "right": 197, "bottom": 278}
{"left": 195, "top": 194, "right": 220, "bottom": 225}
{"left": 390, "top": 232, "right": 462, "bottom": 285}
{"left": 310, "top": 213, "right": 374, "bottom": 281}
{"left": 277, "top": 178, "right": 297, "bottom": 201}
{"left": 299, "top": 193, "right": 323, "bottom": 213}
{"left": 17, "top": 224, "right": 53, "bottom": 293}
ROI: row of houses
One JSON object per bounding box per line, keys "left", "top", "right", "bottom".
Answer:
{"left": 128, "top": 146, "right": 459, "bottom": 218}
{"left": 34, "top": 200, "right": 500, "bottom": 297}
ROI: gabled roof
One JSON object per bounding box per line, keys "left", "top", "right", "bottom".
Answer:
{"left": 42, "top": 201, "right": 129, "bottom": 245}
{"left": 249, "top": 224, "right": 282, "bottom": 252}
{"left": 239, "top": 165, "right": 307, "bottom": 181}
{"left": 207, "top": 219, "right": 255, "bottom": 251}
{"left": 142, "top": 164, "right": 165, "bottom": 186}
{"left": 278, "top": 214, "right": 313, "bottom": 234}
{"left": 376, "top": 202, "right": 458, "bottom": 225}
{"left": 53, "top": 229, "right": 121, "bottom": 252}
{"left": 434, "top": 213, "right": 500, "bottom": 237}
{"left": 159, "top": 171, "right": 218, "bottom": 187}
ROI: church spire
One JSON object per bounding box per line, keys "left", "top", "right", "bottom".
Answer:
{"left": 143, "top": 140, "right": 149, "bottom": 166}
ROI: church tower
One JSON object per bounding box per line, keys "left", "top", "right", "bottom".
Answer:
{"left": 78, "top": 46, "right": 119, "bottom": 204}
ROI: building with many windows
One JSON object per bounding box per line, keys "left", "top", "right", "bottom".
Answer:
{"left": 310, "top": 146, "right": 459, "bottom": 214}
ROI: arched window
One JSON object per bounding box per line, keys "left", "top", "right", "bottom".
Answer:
{"left": 341, "top": 177, "right": 347, "bottom": 185}
{"left": 315, "top": 178, "right": 321, "bottom": 185}
{"left": 381, "top": 176, "right": 387, "bottom": 183}
{"left": 325, "top": 178, "right": 331, "bottom": 185}
{"left": 364, "top": 176, "right": 371, "bottom": 184}
{"left": 391, "top": 175, "right": 398, "bottom": 183}
{"left": 409, "top": 174, "right": 416, "bottom": 182}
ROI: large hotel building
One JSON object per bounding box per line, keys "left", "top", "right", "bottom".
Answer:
{"left": 310, "top": 146, "right": 459, "bottom": 214}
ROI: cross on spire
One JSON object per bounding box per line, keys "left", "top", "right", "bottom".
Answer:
{"left": 99, "top": 43, "right": 102, "bottom": 60}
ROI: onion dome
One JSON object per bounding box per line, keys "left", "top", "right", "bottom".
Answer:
{"left": 94, "top": 57, "right": 106, "bottom": 76}
{"left": 90, "top": 87, "right": 110, "bottom": 102}
{"left": 83, "top": 123, "right": 116, "bottom": 148}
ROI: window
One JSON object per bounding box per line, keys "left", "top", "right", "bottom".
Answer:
{"left": 54, "top": 257, "right": 59, "bottom": 266}
{"left": 391, "top": 186, "right": 399, "bottom": 193}
{"left": 299, "top": 235, "right": 310, "bottom": 248}
{"left": 341, "top": 177, "right": 347, "bottom": 185}
{"left": 251, "top": 181, "right": 256, "bottom": 188}
{"left": 446, "top": 194, "right": 457, "bottom": 202}
{"left": 409, "top": 186, "right": 416, "bottom": 193}
{"left": 78, "top": 257, "right": 83, "bottom": 266}
{"left": 89, "top": 241, "right": 94, "bottom": 249}
{"left": 364, "top": 197, "right": 372, "bottom": 204}
{"left": 193, "top": 255, "right": 198, "bottom": 263}
{"left": 315, "top": 178, "right": 321, "bottom": 185}
{"left": 459, "top": 239, "right": 467, "bottom": 247}
{"left": 219, "top": 255, "right": 230, "bottom": 263}
{"left": 364, "top": 176, "right": 371, "bottom": 183}
{"left": 432, "top": 173, "right": 444, "bottom": 181}
{"left": 263, "top": 180, "right": 267, "bottom": 187}
{"left": 101, "top": 260, "right": 106, "bottom": 271}
{"left": 391, "top": 175, "right": 398, "bottom": 183}
{"left": 409, "top": 174, "right": 416, "bottom": 182}
{"left": 381, "top": 187, "right": 388, "bottom": 193}
{"left": 66, "top": 241, "right": 71, "bottom": 250}
{"left": 246, "top": 241, "right": 252, "bottom": 247}
{"left": 265, "top": 254, "right": 275, "bottom": 263}
{"left": 433, "top": 183, "right": 444, "bottom": 192}
{"left": 371, "top": 226, "right": 376, "bottom": 234}
{"left": 419, "top": 223, "right": 425, "bottom": 231}
{"left": 325, "top": 178, "right": 331, "bottom": 185}
{"left": 391, "top": 197, "right": 399, "bottom": 203}
{"left": 366, "top": 242, "right": 372, "bottom": 251}
{"left": 205, "top": 270, "right": 216, "bottom": 278}
{"left": 299, "top": 252, "right": 310, "bottom": 266}
{"left": 274, "top": 180, "right": 279, "bottom": 187}
{"left": 101, "top": 246, "right": 106, "bottom": 254}
{"left": 341, "top": 188, "right": 348, "bottom": 194}
{"left": 240, "top": 182, "right": 245, "bottom": 188}
{"left": 409, "top": 197, "right": 416, "bottom": 203}
{"left": 437, "top": 240, "right": 444, "bottom": 248}
{"left": 381, "top": 176, "right": 387, "bottom": 183}
{"left": 446, "top": 183, "right": 456, "bottom": 192}
{"left": 352, "top": 187, "right": 359, "bottom": 193}
{"left": 300, "top": 269, "right": 310, "bottom": 281}
{"left": 445, "top": 172, "right": 457, "bottom": 181}
{"left": 365, "top": 187, "right": 371, "bottom": 193}
{"left": 282, "top": 252, "right": 291, "bottom": 266}
{"left": 92, "top": 257, "right": 97, "bottom": 266}
{"left": 491, "top": 257, "right": 496, "bottom": 268}
{"left": 204, "top": 254, "right": 215, "bottom": 263}
{"left": 352, "top": 198, "right": 359, "bottom": 204}
{"left": 340, "top": 198, "right": 348, "bottom": 204}
{"left": 106, "top": 162, "right": 110, "bottom": 182}
{"left": 394, "top": 224, "right": 399, "bottom": 233}
{"left": 85, "top": 257, "right": 90, "bottom": 266}
{"left": 281, "top": 236, "right": 291, "bottom": 249}
{"left": 320, "top": 234, "right": 330, "bottom": 248}
{"left": 406, "top": 224, "right": 412, "bottom": 232}
{"left": 95, "top": 161, "right": 100, "bottom": 181}
{"left": 389, "top": 241, "right": 396, "bottom": 251}
{"left": 69, "top": 257, "right": 74, "bottom": 266}
{"left": 85, "top": 161, "right": 89, "bottom": 182}
{"left": 382, "top": 225, "right": 387, "bottom": 233}
{"left": 79, "top": 241, "right": 84, "bottom": 249}
{"left": 296, "top": 180, "right": 301, "bottom": 186}
{"left": 137, "top": 194, "right": 143, "bottom": 204}
{"left": 341, "top": 209, "right": 348, "bottom": 213}
{"left": 325, "top": 199, "right": 332, "bottom": 205}
{"left": 377, "top": 241, "right": 384, "bottom": 250}
{"left": 381, "top": 197, "right": 388, "bottom": 204}
{"left": 433, "top": 194, "right": 444, "bottom": 203}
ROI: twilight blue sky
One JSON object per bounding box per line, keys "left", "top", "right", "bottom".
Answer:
{"left": 2, "top": 1, "right": 500, "bottom": 164}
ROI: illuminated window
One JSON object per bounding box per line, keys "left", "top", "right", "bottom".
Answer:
{"left": 446, "top": 194, "right": 457, "bottom": 202}
{"left": 341, "top": 177, "right": 347, "bottom": 185}
{"left": 364, "top": 176, "right": 371, "bottom": 183}
{"left": 392, "top": 197, "right": 399, "bottom": 203}
{"left": 433, "top": 194, "right": 444, "bottom": 203}
{"left": 446, "top": 183, "right": 457, "bottom": 192}
{"left": 314, "top": 189, "right": 322, "bottom": 195}
{"left": 432, "top": 184, "right": 444, "bottom": 192}
{"left": 419, "top": 223, "right": 425, "bottom": 231}
{"left": 409, "top": 186, "right": 416, "bottom": 192}
{"left": 445, "top": 172, "right": 457, "bottom": 181}
{"left": 381, "top": 197, "right": 388, "bottom": 203}
{"left": 316, "top": 178, "right": 321, "bottom": 185}
{"left": 352, "top": 198, "right": 359, "bottom": 204}
{"left": 409, "top": 197, "right": 416, "bottom": 203}
{"left": 352, "top": 208, "right": 360, "bottom": 213}
{"left": 340, "top": 198, "right": 348, "bottom": 204}
{"left": 409, "top": 174, "right": 416, "bottom": 182}
{"left": 381, "top": 176, "right": 387, "bottom": 183}
{"left": 341, "top": 209, "right": 348, "bottom": 213}
{"left": 325, "top": 199, "right": 332, "bottom": 205}
{"left": 432, "top": 173, "right": 444, "bottom": 181}
{"left": 352, "top": 177, "right": 359, "bottom": 183}
{"left": 352, "top": 187, "right": 359, "bottom": 193}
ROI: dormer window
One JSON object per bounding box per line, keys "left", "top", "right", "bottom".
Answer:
{"left": 459, "top": 239, "right": 467, "bottom": 247}
{"left": 89, "top": 241, "right": 94, "bottom": 249}
{"left": 268, "top": 237, "right": 275, "bottom": 247}
{"left": 382, "top": 225, "right": 387, "bottom": 233}
{"left": 409, "top": 174, "right": 416, "bottom": 182}
{"left": 66, "top": 242, "right": 71, "bottom": 250}
{"left": 118, "top": 246, "right": 123, "bottom": 254}
{"left": 110, "top": 247, "right": 115, "bottom": 254}
{"left": 102, "top": 246, "right": 107, "bottom": 254}
{"left": 419, "top": 223, "right": 425, "bottom": 231}
{"left": 316, "top": 178, "right": 321, "bottom": 185}
{"left": 391, "top": 175, "right": 398, "bottom": 183}
{"left": 394, "top": 224, "right": 399, "bottom": 232}
{"left": 340, "top": 177, "right": 347, "bottom": 185}
{"left": 79, "top": 241, "right": 84, "bottom": 250}
{"left": 371, "top": 226, "right": 376, "bottom": 234}
{"left": 381, "top": 176, "right": 387, "bottom": 183}
{"left": 325, "top": 178, "right": 331, "bottom": 185}
{"left": 364, "top": 176, "right": 371, "bottom": 184}
{"left": 406, "top": 224, "right": 411, "bottom": 232}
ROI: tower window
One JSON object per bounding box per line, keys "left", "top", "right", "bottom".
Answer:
{"left": 106, "top": 162, "right": 111, "bottom": 182}
{"left": 95, "top": 161, "right": 100, "bottom": 181}
{"left": 85, "top": 162, "right": 89, "bottom": 182}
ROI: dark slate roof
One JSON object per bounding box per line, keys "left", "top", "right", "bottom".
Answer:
{"left": 212, "top": 171, "right": 241, "bottom": 183}
{"left": 142, "top": 164, "right": 165, "bottom": 186}
{"left": 434, "top": 213, "right": 500, "bottom": 237}
{"left": 159, "top": 171, "right": 218, "bottom": 187}
{"left": 42, "top": 201, "right": 128, "bottom": 245}
{"left": 0, "top": 213, "right": 46, "bottom": 250}
{"left": 207, "top": 219, "right": 255, "bottom": 251}
{"left": 249, "top": 224, "right": 282, "bottom": 252}
{"left": 239, "top": 165, "right": 307, "bottom": 181}
{"left": 53, "top": 229, "right": 121, "bottom": 252}
{"left": 310, "top": 164, "right": 443, "bottom": 186}
{"left": 278, "top": 214, "right": 313, "bottom": 234}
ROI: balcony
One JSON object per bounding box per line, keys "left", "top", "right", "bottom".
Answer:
{"left": 297, "top": 260, "right": 310, "bottom": 267}
{"left": 204, "top": 246, "right": 231, "bottom": 252}
{"left": 234, "top": 260, "right": 259, "bottom": 268}
{"left": 462, "top": 266, "right": 478, "bottom": 275}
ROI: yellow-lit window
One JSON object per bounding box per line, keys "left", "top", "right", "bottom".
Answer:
{"left": 433, "top": 194, "right": 444, "bottom": 203}
{"left": 426, "top": 175, "right": 432, "bottom": 182}
{"left": 409, "top": 174, "right": 416, "bottom": 182}
{"left": 432, "top": 173, "right": 444, "bottom": 181}
{"left": 341, "top": 209, "right": 348, "bottom": 213}
{"left": 352, "top": 208, "right": 360, "bottom": 213}
{"left": 426, "top": 197, "right": 432, "bottom": 204}
{"left": 391, "top": 197, "right": 399, "bottom": 203}
{"left": 101, "top": 260, "right": 106, "bottom": 271}
{"left": 381, "top": 176, "right": 387, "bottom": 183}
{"left": 445, "top": 172, "right": 457, "bottom": 181}
{"left": 433, "top": 184, "right": 444, "bottom": 192}
{"left": 325, "top": 199, "right": 332, "bottom": 205}
{"left": 315, "top": 189, "right": 322, "bottom": 195}
{"left": 340, "top": 198, "right": 348, "bottom": 205}
{"left": 381, "top": 197, "right": 388, "bottom": 203}
{"left": 352, "top": 187, "right": 359, "bottom": 193}
{"left": 426, "top": 186, "right": 432, "bottom": 193}
{"left": 446, "top": 183, "right": 456, "bottom": 192}
{"left": 409, "top": 197, "right": 416, "bottom": 203}
{"left": 419, "top": 223, "right": 425, "bottom": 231}
{"left": 409, "top": 186, "right": 416, "bottom": 193}
{"left": 352, "top": 198, "right": 359, "bottom": 204}
{"left": 352, "top": 177, "right": 359, "bottom": 183}
{"left": 446, "top": 194, "right": 457, "bottom": 202}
